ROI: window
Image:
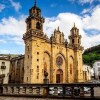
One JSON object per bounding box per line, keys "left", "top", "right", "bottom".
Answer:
{"left": 70, "top": 64, "right": 72, "bottom": 74}
{"left": 37, "top": 73, "right": 39, "bottom": 79}
{"left": 1, "top": 62, "right": 6, "bottom": 69}
{"left": 97, "top": 63, "right": 100, "bottom": 66}
{"left": 37, "top": 66, "right": 39, "bottom": 68}
{"left": 28, "top": 23, "right": 31, "bottom": 29}
{"left": 27, "top": 77, "right": 28, "bottom": 82}
{"left": 28, "top": 55, "right": 29, "bottom": 58}
{"left": 2, "top": 62, "right": 5, "bottom": 66}
{"left": 37, "top": 75, "right": 39, "bottom": 79}
{"left": 36, "top": 22, "right": 41, "bottom": 30}
{"left": 37, "top": 52, "right": 39, "bottom": 55}
{"left": 37, "top": 66, "right": 39, "bottom": 72}
{"left": 27, "top": 66, "right": 29, "bottom": 69}
{"left": 30, "top": 69, "right": 33, "bottom": 75}
{"left": 72, "top": 39, "right": 74, "bottom": 43}
{"left": 27, "top": 46, "right": 29, "bottom": 51}
{"left": 78, "top": 39, "right": 80, "bottom": 43}
{"left": 98, "top": 68, "right": 100, "bottom": 71}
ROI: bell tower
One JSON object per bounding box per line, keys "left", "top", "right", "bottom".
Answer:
{"left": 23, "top": 0, "right": 45, "bottom": 83}
{"left": 69, "top": 23, "right": 83, "bottom": 82}
{"left": 69, "top": 23, "right": 82, "bottom": 49}
{"left": 25, "top": 0, "right": 44, "bottom": 36}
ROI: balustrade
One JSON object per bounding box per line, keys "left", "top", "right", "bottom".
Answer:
{"left": 0, "top": 83, "right": 100, "bottom": 99}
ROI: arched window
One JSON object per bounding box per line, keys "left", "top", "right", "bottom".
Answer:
{"left": 36, "top": 22, "right": 41, "bottom": 29}
{"left": 72, "top": 39, "right": 74, "bottom": 43}
{"left": 70, "top": 64, "right": 72, "bottom": 74}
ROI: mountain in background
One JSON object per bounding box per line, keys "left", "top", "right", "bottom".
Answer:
{"left": 83, "top": 44, "right": 100, "bottom": 67}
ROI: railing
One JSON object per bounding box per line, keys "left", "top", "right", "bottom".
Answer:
{"left": 0, "top": 83, "right": 100, "bottom": 99}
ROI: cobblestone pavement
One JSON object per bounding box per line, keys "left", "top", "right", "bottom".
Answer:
{"left": 0, "top": 97, "right": 52, "bottom": 100}
{"left": 0, "top": 97, "right": 67, "bottom": 100}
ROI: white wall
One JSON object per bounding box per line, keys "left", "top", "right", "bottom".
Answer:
{"left": 83, "top": 65, "right": 91, "bottom": 81}
{"left": 0, "top": 60, "right": 10, "bottom": 84}
{"left": 93, "top": 61, "right": 100, "bottom": 79}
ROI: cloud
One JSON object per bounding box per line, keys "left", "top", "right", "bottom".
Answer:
{"left": 69, "top": 0, "right": 100, "bottom": 4}
{"left": 0, "top": 4, "right": 5, "bottom": 12}
{"left": 0, "top": 15, "right": 26, "bottom": 45}
{"left": 0, "top": 39, "right": 7, "bottom": 43}
{"left": 0, "top": 49, "right": 10, "bottom": 54}
{"left": 10, "top": 36, "right": 24, "bottom": 45}
{"left": 50, "top": 4, "right": 57, "bottom": 8}
{"left": 44, "top": 13, "right": 86, "bottom": 48}
{"left": 0, "top": 49, "right": 24, "bottom": 54}
{"left": 0, "top": 15, "right": 26, "bottom": 36}
{"left": 44, "top": 5, "right": 100, "bottom": 49}
{"left": 79, "top": 0, "right": 94, "bottom": 4}
{"left": 81, "top": 6, "right": 94, "bottom": 14}
{"left": 82, "top": 5, "right": 100, "bottom": 30}
{"left": 0, "top": 3, "right": 100, "bottom": 51}
{"left": 44, "top": 13, "right": 83, "bottom": 37}
{"left": 9, "top": 0, "right": 21, "bottom": 12}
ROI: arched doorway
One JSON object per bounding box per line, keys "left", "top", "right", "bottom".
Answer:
{"left": 56, "top": 69, "right": 63, "bottom": 83}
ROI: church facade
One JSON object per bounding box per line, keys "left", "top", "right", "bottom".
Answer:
{"left": 23, "top": 2, "right": 84, "bottom": 84}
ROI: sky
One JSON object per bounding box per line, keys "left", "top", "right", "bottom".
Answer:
{"left": 0, "top": 0, "right": 100, "bottom": 54}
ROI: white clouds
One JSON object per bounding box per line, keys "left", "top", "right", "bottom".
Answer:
{"left": 0, "top": 15, "right": 26, "bottom": 45}
{"left": 0, "top": 4, "right": 5, "bottom": 12}
{"left": 44, "top": 13, "right": 83, "bottom": 38}
{"left": 0, "top": 3, "right": 100, "bottom": 51}
{"left": 69, "top": 0, "right": 100, "bottom": 4}
{"left": 44, "top": 13, "right": 86, "bottom": 47}
{"left": 9, "top": 0, "right": 21, "bottom": 12}
{"left": 0, "top": 15, "right": 26, "bottom": 37}
{"left": 11, "top": 36, "right": 24, "bottom": 45}
{"left": 81, "top": 6, "right": 94, "bottom": 14}
{"left": 0, "top": 39, "right": 7, "bottom": 43}
{"left": 82, "top": 5, "right": 100, "bottom": 30}
{"left": 0, "top": 49, "right": 24, "bottom": 54}
{"left": 0, "top": 49, "right": 10, "bottom": 54}
{"left": 50, "top": 4, "right": 57, "bottom": 8}
{"left": 79, "top": 0, "right": 94, "bottom": 4}
{"left": 44, "top": 5, "right": 100, "bottom": 49}
{"left": 0, "top": 5, "right": 99, "bottom": 49}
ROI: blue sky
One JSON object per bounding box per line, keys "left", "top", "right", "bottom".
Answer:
{"left": 0, "top": 0, "right": 100, "bottom": 54}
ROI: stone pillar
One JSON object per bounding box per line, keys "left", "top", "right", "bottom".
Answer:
{"left": 80, "top": 87, "right": 84, "bottom": 97}
{"left": 91, "top": 87, "right": 94, "bottom": 97}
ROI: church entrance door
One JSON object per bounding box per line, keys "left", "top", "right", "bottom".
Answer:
{"left": 56, "top": 69, "right": 63, "bottom": 83}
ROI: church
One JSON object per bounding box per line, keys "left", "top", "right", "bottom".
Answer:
{"left": 23, "top": 1, "right": 84, "bottom": 84}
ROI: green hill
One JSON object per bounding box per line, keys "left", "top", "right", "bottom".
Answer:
{"left": 83, "top": 44, "right": 100, "bottom": 67}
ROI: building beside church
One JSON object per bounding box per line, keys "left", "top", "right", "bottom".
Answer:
{"left": 83, "top": 65, "right": 91, "bottom": 81}
{"left": 93, "top": 60, "right": 100, "bottom": 79}
{"left": 9, "top": 55, "right": 24, "bottom": 83}
{"left": 0, "top": 54, "right": 24, "bottom": 84}
{"left": 23, "top": 1, "right": 84, "bottom": 84}
{"left": 0, "top": 55, "right": 10, "bottom": 84}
